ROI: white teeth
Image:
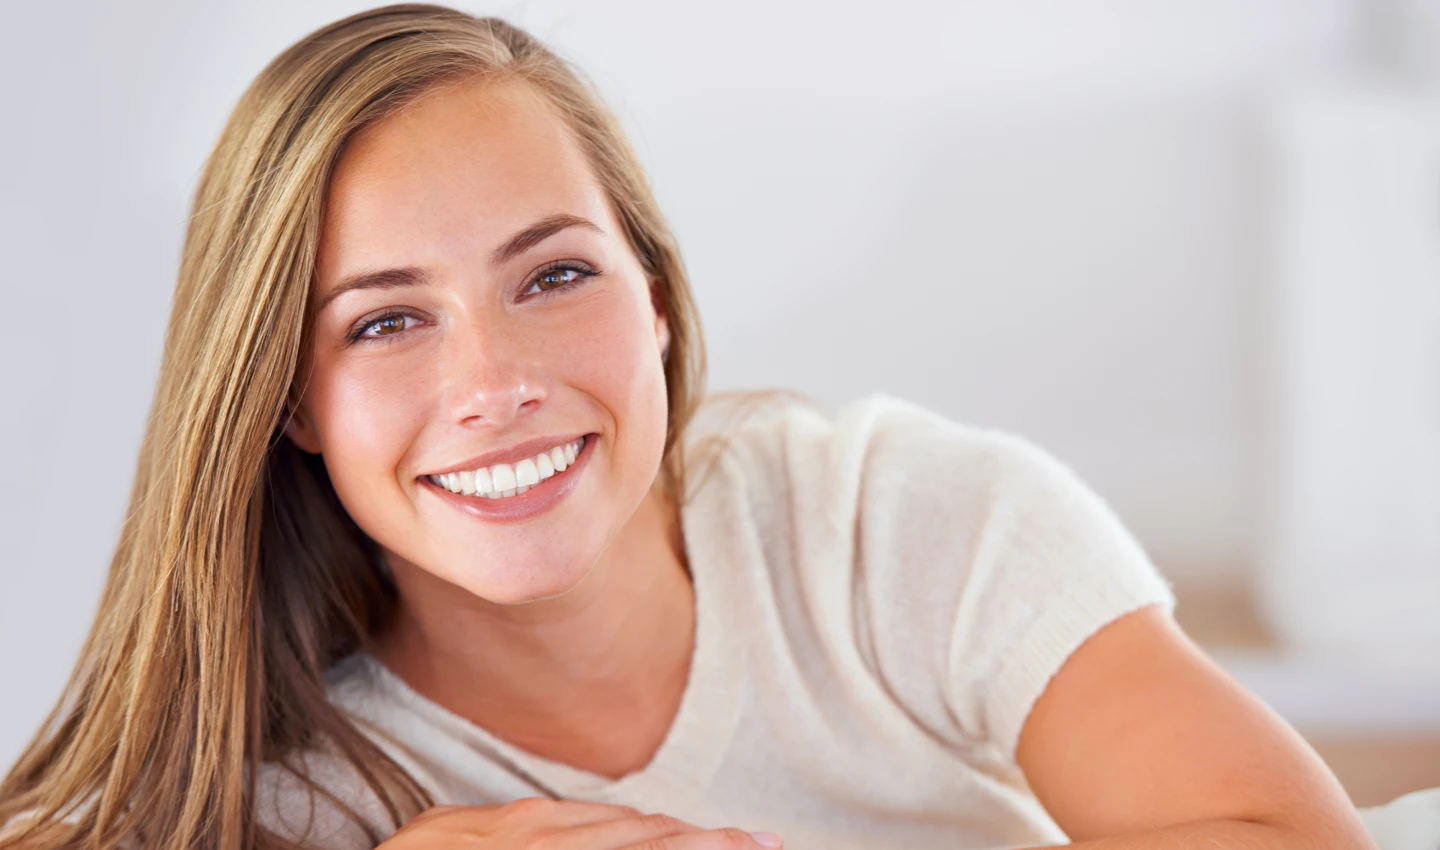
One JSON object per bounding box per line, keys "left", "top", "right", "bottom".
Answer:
{"left": 431, "top": 435, "right": 589, "bottom": 500}
{"left": 490, "top": 463, "right": 517, "bottom": 491}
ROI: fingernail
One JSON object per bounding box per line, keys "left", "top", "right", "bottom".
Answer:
{"left": 750, "top": 832, "right": 782, "bottom": 848}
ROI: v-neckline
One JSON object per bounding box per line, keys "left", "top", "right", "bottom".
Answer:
{"left": 347, "top": 468, "right": 749, "bottom": 803}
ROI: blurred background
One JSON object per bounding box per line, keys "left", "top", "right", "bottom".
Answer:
{"left": 1, "top": 0, "right": 1437, "bottom": 809}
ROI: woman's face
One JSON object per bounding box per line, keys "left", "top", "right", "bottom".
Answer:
{"left": 288, "top": 77, "right": 671, "bottom": 605}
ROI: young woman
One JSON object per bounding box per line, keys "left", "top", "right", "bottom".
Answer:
{"left": 0, "top": 5, "right": 1376, "bottom": 850}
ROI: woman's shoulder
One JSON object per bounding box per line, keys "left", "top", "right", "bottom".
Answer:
{"left": 682, "top": 389, "right": 1166, "bottom": 645}
{"left": 754, "top": 391, "right": 1171, "bottom": 616}
{"left": 685, "top": 389, "right": 1074, "bottom": 518}
{"left": 691, "top": 390, "right": 1174, "bottom": 758}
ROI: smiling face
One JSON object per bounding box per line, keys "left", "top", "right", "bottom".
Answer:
{"left": 286, "top": 76, "right": 672, "bottom": 605}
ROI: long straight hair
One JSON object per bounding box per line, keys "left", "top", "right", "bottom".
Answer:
{"left": 0, "top": 6, "right": 710, "bottom": 848}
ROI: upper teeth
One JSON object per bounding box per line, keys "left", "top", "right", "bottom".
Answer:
{"left": 430, "top": 436, "right": 585, "bottom": 499}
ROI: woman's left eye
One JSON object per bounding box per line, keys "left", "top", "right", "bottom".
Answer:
{"left": 524, "top": 265, "right": 593, "bottom": 297}
{"left": 355, "top": 312, "right": 420, "bottom": 340}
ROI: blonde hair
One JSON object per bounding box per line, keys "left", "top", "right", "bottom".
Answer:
{"left": 0, "top": 5, "right": 711, "bottom": 848}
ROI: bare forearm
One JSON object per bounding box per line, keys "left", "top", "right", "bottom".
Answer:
{"left": 1021, "top": 817, "right": 1376, "bottom": 850}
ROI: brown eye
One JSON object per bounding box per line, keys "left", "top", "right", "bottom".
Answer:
{"left": 537, "top": 268, "right": 579, "bottom": 291}
{"left": 521, "top": 263, "right": 598, "bottom": 300}
{"left": 356, "top": 313, "right": 417, "bottom": 341}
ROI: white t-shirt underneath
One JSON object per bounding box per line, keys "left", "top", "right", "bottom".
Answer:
{"left": 261, "top": 393, "right": 1176, "bottom": 850}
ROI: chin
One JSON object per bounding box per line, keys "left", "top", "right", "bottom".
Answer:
{"left": 448, "top": 556, "right": 594, "bottom": 605}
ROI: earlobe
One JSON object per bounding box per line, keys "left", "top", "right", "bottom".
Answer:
{"left": 651, "top": 285, "right": 672, "bottom": 363}
{"left": 655, "top": 312, "right": 671, "bottom": 363}
{"left": 282, "top": 403, "right": 322, "bottom": 454}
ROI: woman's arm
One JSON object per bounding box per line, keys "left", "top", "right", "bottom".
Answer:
{"left": 1015, "top": 604, "right": 1377, "bottom": 849}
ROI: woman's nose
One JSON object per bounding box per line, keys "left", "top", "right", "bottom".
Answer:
{"left": 438, "top": 318, "right": 547, "bottom": 429}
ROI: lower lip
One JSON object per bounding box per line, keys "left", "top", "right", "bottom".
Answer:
{"left": 421, "top": 434, "right": 596, "bottom": 524}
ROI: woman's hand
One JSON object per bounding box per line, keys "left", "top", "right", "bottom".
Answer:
{"left": 374, "top": 797, "right": 783, "bottom": 849}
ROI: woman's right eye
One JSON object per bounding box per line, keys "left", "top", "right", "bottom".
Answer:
{"left": 351, "top": 311, "right": 421, "bottom": 343}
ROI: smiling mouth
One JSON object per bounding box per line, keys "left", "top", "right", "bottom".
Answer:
{"left": 425, "top": 435, "right": 589, "bottom": 500}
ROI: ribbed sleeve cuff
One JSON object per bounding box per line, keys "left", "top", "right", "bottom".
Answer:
{"left": 988, "top": 568, "right": 1176, "bottom": 760}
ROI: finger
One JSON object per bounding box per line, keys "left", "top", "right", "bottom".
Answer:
{"left": 554, "top": 810, "right": 702, "bottom": 849}
{"left": 406, "top": 797, "right": 643, "bottom": 832}
{"left": 498, "top": 796, "right": 647, "bottom": 829}
{"left": 624, "top": 826, "right": 783, "bottom": 849}
{"left": 412, "top": 804, "right": 466, "bottom": 816}
{"left": 402, "top": 804, "right": 467, "bottom": 825}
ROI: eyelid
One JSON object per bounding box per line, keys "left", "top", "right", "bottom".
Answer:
{"left": 520, "top": 259, "right": 601, "bottom": 300}
{"left": 346, "top": 309, "right": 425, "bottom": 344}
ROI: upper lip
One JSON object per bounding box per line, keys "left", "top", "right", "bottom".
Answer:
{"left": 423, "top": 433, "right": 590, "bottom": 477}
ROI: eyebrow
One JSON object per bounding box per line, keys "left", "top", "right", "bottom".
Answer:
{"left": 490, "top": 213, "right": 603, "bottom": 266}
{"left": 316, "top": 266, "right": 430, "bottom": 314}
{"left": 316, "top": 213, "right": 604, "bottom": 313}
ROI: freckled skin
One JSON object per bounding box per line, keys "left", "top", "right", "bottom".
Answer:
{"left": 288, "top": 77, "right": 671, "bottom": 606}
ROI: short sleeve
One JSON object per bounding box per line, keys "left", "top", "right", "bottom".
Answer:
{"left": 842, "top": 395, "right": 1175, "bottom": 762}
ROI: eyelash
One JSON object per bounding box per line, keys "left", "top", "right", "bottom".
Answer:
{"left": 344, "top": 260, "right": 602, "bottom": 345}
{"left": 522, "top": 260, "right": 601, "bottom": 301}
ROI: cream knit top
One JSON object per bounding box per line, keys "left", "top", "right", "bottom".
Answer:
{"left": 260, "top": 393, "right": 1176, "bottom": 850}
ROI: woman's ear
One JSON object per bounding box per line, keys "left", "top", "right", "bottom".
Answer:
{"left": 651, "top": 284, "right": 671, "bottom": 363}
{"left": 282, "top": 403, "right": 322, "bottom": 454}
{"left": 656, "top": 312, "right": 671, "bottom": 363}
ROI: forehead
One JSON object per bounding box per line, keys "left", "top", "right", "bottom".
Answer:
{"left": 318, "top": 76, "right": 610, "bottom": 278}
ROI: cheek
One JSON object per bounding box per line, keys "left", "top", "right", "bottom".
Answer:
{"left": 556, "top": 291, "right": 670, "bottom": 464}
{"left": 307, "top": 352, "right": 433, "bottom": 512}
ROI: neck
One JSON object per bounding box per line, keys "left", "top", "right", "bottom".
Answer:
{"left": 370, "top": 476, "right": 695, "bottom": 769}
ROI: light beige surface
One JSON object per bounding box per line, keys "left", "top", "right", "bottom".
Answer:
{"left": 1309, "top": 737, "right": 1440, "bottom": 809}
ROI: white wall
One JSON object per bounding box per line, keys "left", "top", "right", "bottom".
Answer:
{"left": 0, "top": 0, "right": 1369, "bottom": 767}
